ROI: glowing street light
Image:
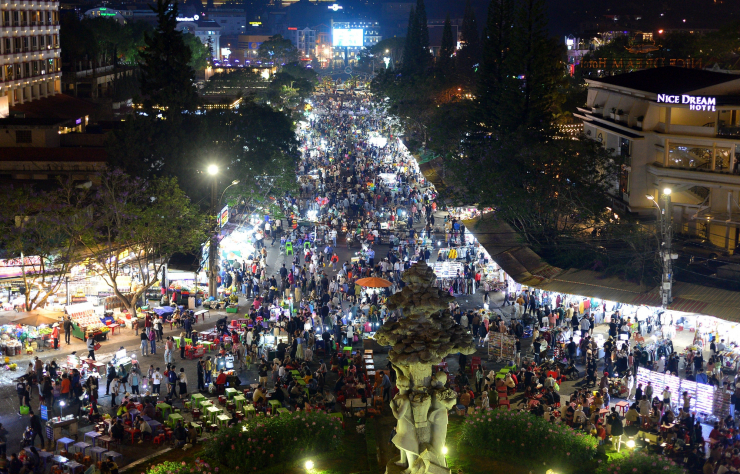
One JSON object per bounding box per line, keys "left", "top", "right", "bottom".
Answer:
{"left": 207, "top": 164, "right": 218, "bottom": 175}
{"left": 305, "top": 460, "right": 315, "bottom": 470}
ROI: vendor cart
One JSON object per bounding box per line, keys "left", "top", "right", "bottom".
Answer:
{"left": 65, "top": 303, "right": 108, "bottom": 341}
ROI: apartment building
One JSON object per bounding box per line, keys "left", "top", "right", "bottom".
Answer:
{"left": 575, "top": 67, "right": 740, "bottom": 253}
{"left": 286, "top": 26, "right": 315, "bottom": 57}
{"left": 0, "top": 0, "right": 61, "bottom": 108}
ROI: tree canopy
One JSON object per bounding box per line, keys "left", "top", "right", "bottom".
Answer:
{"left": 139, "top": 0, "right": 198, "bottom": 113}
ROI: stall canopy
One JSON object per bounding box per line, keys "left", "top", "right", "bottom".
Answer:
{"left": 534, "top": 268, "right": 651, "bottom": 303}
{"left": 12, "top": 308, "right": 64, "bottom": 326}
{"left": 356, "top": 277, "right": 392, "bottom": 288}
{"left": 418, "top": 159, "right": 446, "bottom": 193}
{"left": 462, "top": 214, "right": 562, "bottom": 287}
{"left": 630, "top": 282, "right": 740, "bottom": 323}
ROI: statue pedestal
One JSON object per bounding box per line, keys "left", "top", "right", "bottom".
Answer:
{"left": 386, "top": 454, "right": 451, "bottom": 474}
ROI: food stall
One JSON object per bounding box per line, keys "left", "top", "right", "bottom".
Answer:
{"left": 65, "top": 302, "right": 109, "bottom": 341}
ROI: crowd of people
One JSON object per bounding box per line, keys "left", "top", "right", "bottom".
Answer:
{"left": 6, "top": 90, "right": 739, "bottom": 474}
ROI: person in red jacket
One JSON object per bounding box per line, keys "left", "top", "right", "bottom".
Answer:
{"left": 51, "top": 324, "right": 59, "bottom": 350}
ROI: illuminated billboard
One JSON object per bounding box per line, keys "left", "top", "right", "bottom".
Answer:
{"left": 332, "top": 28, "right": 364, "bottom": 47}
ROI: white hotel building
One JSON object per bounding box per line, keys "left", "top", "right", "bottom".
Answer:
{"left": 576, "top": 67, "right": 740, "bottom": 254}
{"left": 0, "top": 0, "right": 60, "bottom": 107}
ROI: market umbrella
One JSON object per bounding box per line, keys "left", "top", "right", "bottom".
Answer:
{"left": 11, "top": 308, "right": 64, "bottom": 327}
{"left": 355, "top": 277, "right": 392, "bottom": 288}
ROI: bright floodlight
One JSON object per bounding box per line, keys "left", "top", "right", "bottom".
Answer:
{"left": 646, "top": 195, "right": 654, "bottom": 200}
{"left": 442, "top": 446, "right": 448, "bottom": 455}
{"left": 305, "top": 460, "right": 314, "bottom": 470}
{"left": 626, "top": 440, "right": 635, "bottom": 448}
{"left": 207, "top": 165, "right": 218, "bottom": 176}
{"left": 663, "top": 188, "right": 672, "bottom": 195}
{"left": 231, "top": 179, "right": 240, "bottom": 185}
{"left": 59, "top": 401, "right": 65, "bottom": 407}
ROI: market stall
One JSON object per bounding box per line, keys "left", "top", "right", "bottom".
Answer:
{"left": 65, "top": 302, "right": 109, "bottom": 341}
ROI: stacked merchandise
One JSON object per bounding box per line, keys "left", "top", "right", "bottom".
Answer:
{"left": 488, "top": 332, "right": 516, "bottom": 361}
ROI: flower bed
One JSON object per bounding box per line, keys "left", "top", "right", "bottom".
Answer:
{"left": 459, "top": 409, "right": 598, "bottom": 471}
{"left": 597, "top": 451, "right": 686, "bottom": 474}
{"left": 200, "top": 411, "right": 344, "bottom": 472}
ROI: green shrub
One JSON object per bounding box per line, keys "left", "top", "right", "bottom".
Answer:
{"left": 459, "top": 409, "right": 598, "bottom": 471}
{"left": 201, "top": 411, "right": 344, "bottom": 471}
{"left": 144, "top": 460, "right": 193, "bottom": 474}
{"left": 596, "top": 450, "right": 686, "bottom": 474}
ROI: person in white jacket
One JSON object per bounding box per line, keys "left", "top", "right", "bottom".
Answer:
{"left": 460, "top": 314, "right": 468, "bottom": 328}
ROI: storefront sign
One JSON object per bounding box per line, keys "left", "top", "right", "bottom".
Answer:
{"left": 328, "top": 3, "right": 343, "bottom": 11}
{"left": 218, "top": 205, "right": 229, "bottom": 228}
{"left": 657, "top": 94, "right": 716, "bottom": 111}
{"left": 176, "top": 15, "right": 199, "bottom": 22}
{"left": 581, "top": 57, "right": 702, "bottom": 70}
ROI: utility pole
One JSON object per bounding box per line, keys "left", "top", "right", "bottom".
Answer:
{"left": 207, "top": 165, "right": 218, "bottom": 299}
{"left": 648, "top": 188, "right": 675, "bottom": 307}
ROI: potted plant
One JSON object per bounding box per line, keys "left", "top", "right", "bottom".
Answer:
{"left": 610, "top": 107, "right": 616, "bottom": 119}
{"left": 636, "top": 115, "right": 644, "bottom": 127}
{"left": 615, "top": 109, "right": 624, "bottom": 121}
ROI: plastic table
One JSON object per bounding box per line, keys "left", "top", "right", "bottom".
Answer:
{"left": 65, "top": 460, "right": 85, "bottom": 474}
{"left": 245, "top": 404, "right": 256, "bottom": 419}
{"left": 191, "top": 393, "right": 206, "bottom": 408}
{"left": 225, "top": 388, "right": 238, "bottom": 400}
{"left": 205, "top": 407, "right": 221, "bottom": 424}
{"left": 233, "top": 395, "right": 247, "bottom": 411}
{"left": 200, "top": 341, "right": 215, "bottom": 352}
{"left": 106, "top": 452, "right": 123, "bottom": 464}
{"left": 268, "top": 400, "right": 281, "bottom": 413}
{"left": 168, "top": 413, "right": 184, "bottom": 428}
{"left": 148, "top": 420, "right": 162, "bottom": 433}
{"left": 276, "top": 408, "right": 289, "bottom": 416}
{"left": 83, "top": 432, "right": 101, "bottom": 447}
{"left": 71, "top": 442, "right": 90, "bottom": 455}
{"left": 57, "top": 437, "right": 75, "bottom": 453}
{"left": 157, "top": 403, "right": 172, "bottom": 419}
{"left": 216, "top": 414, "right": 231, "bottom": 428}
{"left": 89, "top": 447, "right": 108, "bottom": 463}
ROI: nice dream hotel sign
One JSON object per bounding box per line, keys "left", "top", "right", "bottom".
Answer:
{"left": 657, "top": 94, "right": 717, "bottom": 111}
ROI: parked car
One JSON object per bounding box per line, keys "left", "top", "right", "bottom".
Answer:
{"left": 679, "top": 238, "right": 728, "bottom": 262}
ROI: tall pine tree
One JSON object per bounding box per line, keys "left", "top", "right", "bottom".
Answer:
{"left": 477, "top": 0, "right": 516, "bottom": 131}
{"left": 402, "top": 7, "right": 418, "bottom": 74}
{"left": 506, "top": 0, "right": 562, "bottom": 135}
{"left": 457, "top": 0, "right": 480, "bottom": 83}
{"left": 139, "top": 0, "right": 198, "bottom": 115}
{"left": 415, "top": 0, "right": 430, "bottom": 72}
{"left": 438, "top": 14, "right": 455, "bottom": 75}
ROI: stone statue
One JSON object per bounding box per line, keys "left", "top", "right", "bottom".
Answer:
{"left": 391, "top": 376, "right": 419, "bottom": 468}
{"left": 375, "top": 262, "right": 476, "bottom": 474}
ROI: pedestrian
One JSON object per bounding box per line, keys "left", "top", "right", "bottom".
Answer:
{"left": 63, "top": 317, "right": 72, "bottom": 345}
{"left": 178, "top": 368, "right": 188, "bottom": 399}
{"left": 86, "top": 334, "right": 96, "bottom": 361}
{"left": 140, "top": 331, "right": 149, "bottom": 357}
{"left": 51, "top": 323, "right": 59, "bottom": 350}
{"left": 197, "top": 359, "right": 205, "bottom": 392}
{"left": 380, "top": 370, "right": 391, "bottom": 402}
{"left": 149, "top": 327, "right": 157, "bottom": 355}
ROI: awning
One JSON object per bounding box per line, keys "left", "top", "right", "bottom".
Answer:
{"left": 168, "top": 252, "right": 201, "bottom": 273}
{"left": 533, "top": 268, "right": 653, "bottom": 303}
{"left": 669, "top": 282, "right": 740, "bottom": 322}
{"left": 462, "top": 214, "right": 562, "bottom": 286}
{"left": 418, "top": 159, "right": 446, "bottom": 193}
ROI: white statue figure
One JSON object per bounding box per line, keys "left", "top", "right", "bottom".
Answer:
{"left": 391, "top": 376, "right": 419, "bottom": 469}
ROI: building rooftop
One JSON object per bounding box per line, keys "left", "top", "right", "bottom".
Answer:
{"left": 9, "top": 94, "right": 99, "bottom": 121}
{"left": 591, "top": 67, "right": 740, "bottom": 95}
{"left": 0, "top": 148, "right": 107, "bottom": 163}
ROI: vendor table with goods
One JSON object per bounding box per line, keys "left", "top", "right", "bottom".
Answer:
{"left": 65, "top": 303, "right": 109, "bottom": 341}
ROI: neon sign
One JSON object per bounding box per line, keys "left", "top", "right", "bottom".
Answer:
{"left": 328, "top": 4, "right": 343, "bottom": 11}
{"left": 176, "top": 14, "right": 199, "bottom": 21}
{"left": 657, "top": 94, "right": 716, "bottom": 111}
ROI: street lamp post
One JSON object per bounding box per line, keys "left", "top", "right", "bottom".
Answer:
{"left": 207, "top": 165, "right": 218, "bottom": 299}
{"left": 646, "top": 188, "right": 675, "bottom": 307}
